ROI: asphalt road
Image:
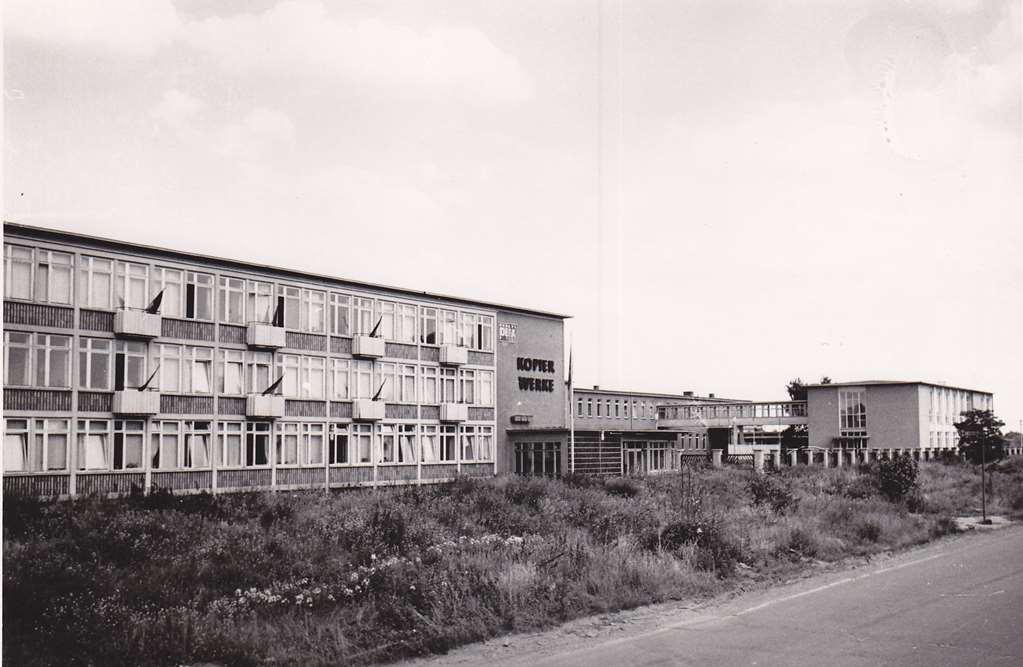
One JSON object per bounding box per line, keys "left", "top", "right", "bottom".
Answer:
{"left": 424, "top": 527, "right": 1023, "bottom": 667}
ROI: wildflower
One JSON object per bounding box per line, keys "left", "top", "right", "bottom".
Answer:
{"left": 409, "top": 585, "right": 416, "bottom": 591}
{"left": 370, "top": 553, "right": 377, "bottom": 561}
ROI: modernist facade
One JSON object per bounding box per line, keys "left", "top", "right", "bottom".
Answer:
{"left": 2, "top": 223, "right": 566, "bottom": 497}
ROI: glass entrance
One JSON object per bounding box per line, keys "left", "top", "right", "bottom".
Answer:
{"left": 623, "top": 445, "right": 647, "bottom": 476}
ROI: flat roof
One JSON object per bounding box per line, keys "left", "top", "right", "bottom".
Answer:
{"left": 804, "top": 380, "right": 992, "bottom": 395}
{"left": 4, "top": 221, "right": 571, "bottom": 320}
{"left": 573, "top": 387, "right": 746, "bottom": 402}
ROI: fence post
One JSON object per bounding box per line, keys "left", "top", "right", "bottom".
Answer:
{"left": 822, "top": 450, "right": 830, "bottom": 468}
{"left": 790, "top": 450, "right": 798, "bottom": 467}
{"left": 712, "top": 449, "right": 723, "bottom": 468}
{"left": 772, "top": 450, "right": 782, "bottom": 469}
{"left": 754, "top": 450, "right": 765, "bottom": 473}
{"left": 835, "top": 449, "right": 844, "bottom": 467}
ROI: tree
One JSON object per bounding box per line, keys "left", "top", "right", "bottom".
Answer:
{"left": 954, "top": 409, "right": 1005, "bottom": 465}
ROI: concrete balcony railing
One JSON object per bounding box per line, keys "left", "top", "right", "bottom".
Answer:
{"left": 352, "top": 399, "right": 385, "bottom": 421}
{"left": 246, "top": 323, "right": 286, "bottom": 349}
{"left": 351, "top": 335, "right": 385, "bottom": 359}
{"left": 439, "top": 403, "right": 468, "bottom": 422}
{"left": 112, "top": 390, "right": 160, "bottom": 416}
{"left": 439, "top": 345, "right": 468, "bottom": 366}
{"left": 113, "top": 309, "right": 162, "bottom": 339}
{"left": 246, "top": 394, "right": 285, "bottom": 419}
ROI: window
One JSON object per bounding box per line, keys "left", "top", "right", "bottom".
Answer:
{"left": 440, "top": 309, "right": 458, "bottom": 345}
{"left": 352, "top": 423, "right": 373, "bottom": 463}
{"left": 305, "top": 289, "right": 326, "bottom": 333}
{"left": 352, "top": 360, "right": 373, "bottom": 399}
{"left": 421, "top": 366, "right": 438, "bottom": 404}
{"left": 154, "top": 345, "right": 213, "bottom": 394}
{"left": 460, "top": 425, "right": 478, "bottom": 461}
{"left": 577, "top": 398, "right": 584, "bottom": 417}
{"left": 276, "top": 422, "right": 300, "bottom": 466}
{"left": 596, "top": 400, "right": 602, "bottom": 418}
{"left": 152, "top": 267, "right": 184, "bottom": 318}
{"left": 421, "top": 307, "right": 438, "bottom": 344}
{"left": 397, "top": 304, "right": 417, "bottom": 343}
{"left": 421, "top": 424, "right": 439, "bottom": 462}
{"left": 3, "top": 245, "right": 72, "bottom": 304}
{"left": 246, "top": 280, "right": 275, "bottom": 324}
{"left": 377, "top": 423, "right": 397, "bottom": 463}
{"left": 3, "top": 419, "right": 30, "bottom": 472}
{"left": 277, "top": 354, "right": 325, "bottom": 399}
{"left": 218, "top": 276, "right": 245, "bottom": 324}
{"left": 77, "top": 255, "right": 114, "bottom": 309}
{"left": 218, "top": 421, "right": 244, "bottom": 467}
{"left": 33, "top": 249, "right": 74, "bottom": 304}
{"left": 330, "top": 293, "right": 351, "bottom": 336}
{"left": 77, "top": 420, "right": 111, "bottom": 470}
{"left": 34, "top": 419, "right": 70, "bottom": 471}
{"left": 440, "top": 367, "right": 458, "bottom": 403}
{"left": 460, "top": 425, "right": 493, "bottom": 462}
{"left": 303, "top": 423, "right": 325, "bottom": 465}
{"left": 398, "top": 424, "right": 416, "bottom": 463}
{"left": 479, "top": 370, "right": 494, "bottom": 406}
{"left": 279, "top": 286, "right": 300, "bottom": 330}
{"left": 614, "top": 400, "right": 621, "bottom": 418}
{"left": 217, "top": 349, "right": 245, "bottom": 395}
{"left": 246, "top": 351, "right": 273, "bottom": 394}
{"left": 4, "top": 244, "right": 34, "bottom": 300}
{"left": 478, "top": 426, "right": 493, "bottom": 460}
{"left": 150, "top": 421, "right": 181, "bottom": 470}
{"left": 353, "top": 297, "right": 374, "bottom": 334}
{"left": 184, "top": 421, "right": 211, "bottom": 468}
{"left": 439, "top": 425, "right": 457, "bottom": 461}
{"left": 376, "top": 301, "right": 396, "bottom": 340}
{"left": 398, "top": 364, "right": 417, "bottom": 403}
{"left": 113, "top": 420, "right": 145, "bottom": 470}
{"left": 460, "top": 313, "right": 477, "bottom": 349}
{"left": 459, "top": 369, "right": 476, "bottom": 405}
{"left": 116, "top": 261, "right": 150, "bottom": 309}
{"left": 79, "top": 338, "right": 113, "bottom": 390}
{"left": 115, "top": 340, "right": 147, "bottom": 390}
{"left": 515, "top": 441, "right": 560, "bottom": 477}
{"left": 376, "top": 362, "right": 396, "bottom": 401}
{"left": 5, "top": 332, "right": 32, "bottom": 386}
{"left": 245, "top": 422, "right": 271, "bottom": 467}
{"left": 184, "top": 271, "right": 214, "bottom": 320}
{"left": 624, "top": 401, "right": 630, "bottom": 418}
{"left": 479, "top": 315, "right": 494, "bottom": 351}
{"left": 329, "top": 424, "right": 349, "bottom": 464}
{"left": 6, "top": 333, "right": 72, "bottom": 388}
{"left": 839, "top": 388, "right": 868, "bottom": 447}
{"left": 587, "top": 399, "right": 592, "bottom": 416}
{"left": 331, "top": 358, "right": 350, "bottom": 400}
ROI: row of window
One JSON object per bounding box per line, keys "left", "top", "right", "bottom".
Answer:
{"left": 575, "top": 396, "right": 658, "bottom": 419}
{"left": 929, "top": 431, "right": 959, "bottom": 448}
{"left": 4, "top": 419, "right": 494, "bottom": 473}
{"left": 4, "top": 243, "right": 495, "bottom": 349}
{"left": 513, "top": 441, "right": 561, "bottom": 477}
{"left": 6, "top": 332, "right": 496, "bottom": 404}
{"left": 929, "top": 387, "right": 991, "bottom": 425}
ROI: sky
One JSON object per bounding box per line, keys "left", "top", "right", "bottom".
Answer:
{"left": 4, "top": 0, "right": 1022, "bottom": 430}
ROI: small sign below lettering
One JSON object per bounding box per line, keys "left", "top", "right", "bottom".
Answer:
{"left": 499, "top": 322, "right": 517, "bottom": 342}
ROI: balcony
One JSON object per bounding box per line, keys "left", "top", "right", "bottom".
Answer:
{"left": 112, "top": 390, "right": 160, "bottom": 416}
{"left": 440, "top": 403, "right": 468, "bottom": 422}
{"left": 246, "top": 322, "right": 286, "bottom": 349}
{"left": 113, "top": 309, "right": 161, "bottom": 339}
{"left": 351, "top": 335, "right": 385, "bottom": 358}
{"left": 246, "top": 394, "right": 285, "bottom": 419}
{"left": 352, "top": 399, "right": 385, "bottom": 421}
{"left": 439, "top": 345, "right": 468, "bottom": 366}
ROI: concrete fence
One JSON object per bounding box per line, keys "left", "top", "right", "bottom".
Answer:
{"left": 702, "top": 446, "right": 1023, "bottom": 472}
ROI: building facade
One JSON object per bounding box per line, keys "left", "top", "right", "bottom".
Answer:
{"left": 2, "top": 223, "right": 567, "bottom": 497}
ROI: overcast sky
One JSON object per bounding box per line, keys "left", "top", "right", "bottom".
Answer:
{"left": 4, "top": 0, "right": 1022, "bottom": 429}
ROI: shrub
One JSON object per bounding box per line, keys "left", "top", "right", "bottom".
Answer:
{"left": 747, "top": 474, "right": 798, "bottom": 514}
{"left": 873, "top": 455, "right": 918, "bottom": 502}
{"left": 785, "top": 527, "right": 820, "bottom": 558}
{"left": 653, "top": 519, "right": 741, "bottom": 577}
{"left": 604, "top": 477, "right": 642, "bottom": 498}
{"left": 855, "top": 520, "right": 882, "bottom": 543}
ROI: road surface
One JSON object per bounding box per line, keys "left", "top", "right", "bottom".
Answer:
{"left": 417, "top": 526, "right": 1023, "bottom": 666}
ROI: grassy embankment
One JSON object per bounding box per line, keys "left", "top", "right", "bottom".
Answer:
{"left": 4, "top": 457, "right": 1023, "bottom": 666}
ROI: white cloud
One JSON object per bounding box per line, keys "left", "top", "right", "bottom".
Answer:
{"left": 150, "top": 89, "right": 205, "bottom": 131}
{"left": 182, "top": 1, "right": 532, "bottom": 103}
{"left": 5, "top": 0, "right": 180, "bottom": 56}
{"left": 215, "top": 107, "right": 296, "bottom": 162}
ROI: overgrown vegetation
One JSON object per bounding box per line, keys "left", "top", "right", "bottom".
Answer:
{"left": 5, "top": 457, "right": 1022, "bottom": 666}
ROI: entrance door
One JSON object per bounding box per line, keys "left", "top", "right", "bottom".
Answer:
{"left": 623, "top": 445, "right": 646, "bottom": 476}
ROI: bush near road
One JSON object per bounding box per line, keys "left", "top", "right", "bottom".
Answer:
{"left": 5, "top": 457, "right": 1023, "bottom": 666}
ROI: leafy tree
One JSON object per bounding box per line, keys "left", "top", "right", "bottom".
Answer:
{"left": 954, "top": 409, "right": 1005, "bottom": 465}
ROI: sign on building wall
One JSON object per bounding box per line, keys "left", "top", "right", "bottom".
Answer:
{"left": 499, "top": 322, "right": 517, "bottom": 343}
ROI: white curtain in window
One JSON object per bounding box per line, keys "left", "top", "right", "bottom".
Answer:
{"left": 399, "top": 434, "right": 415, "bottom": 463}
{"left": 47, "top": 434, "right": 68, "bottom": 470}
{"left": 82, "top": 434, "right": 107, "bottom": 470}
{"left": 188, "top": 434, "right": 209, "bottom": 468}
{"left": 461, "top": 435, "right": 474, "bottom": 461}
{"left": 4, "top": 434, "right": 27, "bottom": 471}
{"left": 192, "top": 360, "right": 211, "bottom": 393}
{"left": 421, "top": 435, "right": 437, "bottom": 463}
{"left": 479, "top": 435, "right": 492, "bottom": 460}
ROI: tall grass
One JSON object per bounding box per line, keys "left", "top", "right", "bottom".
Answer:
{"left": 4, "top": 457, "right": 1020, "bottom": 666}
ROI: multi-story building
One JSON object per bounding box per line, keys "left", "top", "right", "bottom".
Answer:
{"left": 2, "top": 222, "right": 567, "bottom": 497}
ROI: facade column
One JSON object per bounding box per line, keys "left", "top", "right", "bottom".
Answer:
{"left": 822, "top": 450, "right": 830, "bottom": 468}
{"left": 789, "top": 450, "right": 798, "bottom": 467}
{"left": 835, "top": 449, "right": 843, "bottom": 467}
{"left": 754, "top": 450, "right": 765, "bottom": 473}
{"left": 772, "top": 450, "right": 782, "bottom": 469}
{"left": 712, "top": 449, "right": 723, "bottom": 468}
